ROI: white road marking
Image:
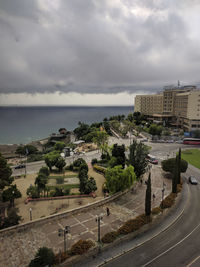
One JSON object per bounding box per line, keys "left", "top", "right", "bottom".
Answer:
{"left": 142, "top": 221, "right": 200, "bottom": 266}
{"left": 186, "top": 255, "right": 200, "bottom": 267}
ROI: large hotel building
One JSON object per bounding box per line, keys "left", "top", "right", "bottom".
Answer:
{"left": 134, "top": 85, "right": 200, "bottom": 132}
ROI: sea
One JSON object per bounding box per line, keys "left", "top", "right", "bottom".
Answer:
{"left": 0, "top": 106, "right": 133, "bottom": 144}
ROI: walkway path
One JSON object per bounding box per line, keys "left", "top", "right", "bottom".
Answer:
{"left": 0, "top": 165, "right": 170, "bottom": 267}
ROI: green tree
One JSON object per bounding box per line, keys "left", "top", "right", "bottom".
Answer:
{"left": 73, "top": 158, "right": 87, "bottom": 168}
{"left": 26, "top": 186, "right": 38, "bottom": 198}
{"left": 193, "top": 129, "right": 200, "bottom": 138}
{"left": 172, "top": 157, "right": 178, "bottom": 193}
{"left": 55, "top": 157, "right": 66, "bottom": 172}
{"left": 1, "top": 207, "right": 21, "bottom": 229}
{"left": 177, "top": 148, "right": 181, "bottom": 184}
{"left": 35, "top": 173, "right": 48, "bottom": 197}
{"left": 84, "top": 177, "right": 97, "bottom": 194}
{"left": 112, "top": 144, "right": 126, "bottom": 169}
{"left": 78, "top": 169, "right": 88, "bottom": 194}
{"left": 74, "top": 122, "right": 90, "bottom": 140}
{"left": 44, "top": 151, "right": 60, "bottom": 171}
{"left": 148, "top": 124, "right": 163, "bottom": 136}
{"left": 128, "top": 140, "right": 149, "bottom": 178}
{"left": 54, "top": 141, "right": 66, "bottom": 152}
{"left": 145, "top": 172, "right": 151, "bottom": 216}
{"left": 0, "top": 153, "right": 13, "bottom": 191}
{"left": 105, "top": 165, "right": 136, "bottom": 194}
{"left": 39, "top": 166, "right": 50, "bottom": 177}
{"left": 29, "top": 247, "right": 55, "bottom": 267}
{"left": 92, "top": 131, "right": 109, "bottom": 152}
{"left": 2, "top": 184, "right": 22, "bottom": 207}
{"left": 15, "top": 145, "right": 38, "bottom": 155}
{"left": 161, "top": 157, "right": 188, "bottom": 175}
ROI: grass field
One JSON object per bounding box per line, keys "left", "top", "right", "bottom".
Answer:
{"left": 47, "top": 184, "right": 79, "bottom": 190}
{"left": 49, "top": 174, "right": 77, "bottom": 179}
{"left": 181, "top": 149, "right": 200, "bottom": 169}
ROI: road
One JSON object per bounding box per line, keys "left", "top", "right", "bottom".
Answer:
{"left": 102, "top": 164, "right": 200, "bottom": 267}
{"left": 11, "top": 150, "right": 101, "bottom": 176}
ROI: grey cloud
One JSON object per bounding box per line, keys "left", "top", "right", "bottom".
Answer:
{"left": 0, "top": 0, "right": 200, "bottom": 95}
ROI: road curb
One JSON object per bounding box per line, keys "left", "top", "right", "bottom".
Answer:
{"left": 97, "top": 182, "right": 190, "bottom": 266}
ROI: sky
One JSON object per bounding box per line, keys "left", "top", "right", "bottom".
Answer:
{"left": 0, "top": 0, "right": 200, "bottom": 106}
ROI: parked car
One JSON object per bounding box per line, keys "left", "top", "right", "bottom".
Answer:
{"left": 14, "top": 164, "right": 26, "bottom": 169}
{"left": 189, "top": 176, "right": 198, "bottom": 185}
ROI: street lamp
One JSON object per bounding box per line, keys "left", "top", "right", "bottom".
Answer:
{"left": 58, "top": 226, "right": 70, "bottom": 253}
{"left": 95, "top": 214, "right": 103, "bottom": 243}
{"left": 29, "top": 208, "right": 32, "bottom": 221}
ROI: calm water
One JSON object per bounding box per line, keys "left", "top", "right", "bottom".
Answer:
{"left": 0, "top": 106, "right": 133, "bottom": 144}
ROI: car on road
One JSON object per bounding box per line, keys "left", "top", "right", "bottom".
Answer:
{"left": 14, "top": 164, "right": 26, "bottom": 169}
{"left": 189, "top": 176, "right": 198, "bottom": 185}
{"left": 147, "top": 154, "right": 158, "bottom": 164}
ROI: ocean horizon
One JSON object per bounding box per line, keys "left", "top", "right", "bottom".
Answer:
{"left": 0, "top": 105, "right": 133, "bottom": 145}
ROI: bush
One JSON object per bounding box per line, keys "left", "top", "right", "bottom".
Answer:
{"left": 79, "top": 163, "right": 88, "bottom": 173}
{"left": 73, "top": 158, "right": 87, "bottom": 168}
{"left": 29, "top": 247, "right": 55, "bottom": 267}
{"left": 70, "top": 239, "right": 95, "bottom": 255}
{"left": 101, "top": 231, "right": 118, "bottom": 243}
{"left": 91, "top": 158, "right": 98, "bottom": 165}
{"left": 93, "top": 164, "right": 106, "bottom": 175}
{"left": 64, "top": 188, "right": 70, "bottom": 195}
{"left": 160, "top": 193, "right": 176, "bottom": 209}
{"left": 152, "top": 207, "right": 162, "bottom": 215}
{"left": 54, "top": 251, "right": 70, "bottom": 264}
{"left": 65, "top": 164, "right": 74, "bottom": 171}
{"left": 118, "top": 214, "right": 151, "bottom": 235}
{"left": 56, "top": 177, "right": 64, "bottom": 184}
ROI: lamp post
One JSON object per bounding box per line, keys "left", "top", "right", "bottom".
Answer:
{"left": 58, "top": 226, "right": 70, "bottom": 253}
{"left": 29, "top": 208, "right": 32, "bottom": 221}
{"left": 95, "top": 215, "right": 103, "bottom": 243}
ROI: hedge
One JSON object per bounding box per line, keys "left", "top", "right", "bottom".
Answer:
{"left": 160, "top": 193, "right": 176, "bottom": 209}
{"left": 118, "top": 214, "right": 151, "bottom": 235}
{"left": 93, "top": 164, "right": 106, "bottom": 175}
{"left": 70, "top": 239, "right": 95, "bottom": 255}
{"left": 101, "top": 231, "right": 118, "bottom": 243}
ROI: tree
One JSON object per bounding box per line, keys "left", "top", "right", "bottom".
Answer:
{"left": 26, "top": 185, "right": 38, "bottom": 198}
{"left": 92, "top": 131, "right": 109, "bottom": 152}
{"left": 128, "top": 140, "right": 149, "bottom": 178}
{"left": 15, "top": 145, "right": 38, "bottom": 156}
{"left": 54, "top": 141, "right": 66, "bottom": 152}
{"left": 78, "top": 169, "right": 88, "bottom": 194}
{"left": 29, "top": 247, "right": 55, "bottom": 267}
{"left": 55, "top": 157, "right": 66, "bottom": 172}
{"left": 161, "top": 157, "right": 188, "bottom": 175}
{"left": 177, "top": 148, "right": 181, "bottom": 184}
{"left": 44, "top": 151, "right": 60, "bottom": 171}
{"left": 105, "top": 165, "right": 136, "bottom": 194}
{"left": 84, "top": 177, "right": 97, "bottom": 194}
{"left": 193, "top": 129, "right": 200, "bottom": 138}
{"left": 1, "top": 207, "right": 21, "bottom": 229}
{"left": 35, "top": 173, "right": 48, "bottom": 197}
{"left": 2, "top": 184, "right": 22, "bottom": 207}
{"left": 172, "top": 157, "right": 178, "bottom": 193}
{"left": 39, "top": 166, "right": 50, "bottom": 177}
{"left": 112, "top": 144, "right": 126, "bottom": 169}
{"left": 0, "top": 153, "right": 13, "bottom": 191}
{"left": 73, "top": 158, "right": 87, "bottom": 168}
{"left": 145, "top": 172, "right": 151, "bottom": 216}
{"left": 79, "top": 163, "right": 88, "bottom": 173}
{"left": 148, "top": 124, "right": 163, "bottom": 136}
{"left": 74, "top": 122, "right": 90, "bottom": 140}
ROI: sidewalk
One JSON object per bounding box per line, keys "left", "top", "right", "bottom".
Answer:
{"left": 0, "top": 165, "right": 171, "bottom": 267}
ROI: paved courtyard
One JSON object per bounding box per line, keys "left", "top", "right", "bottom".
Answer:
{"left": 0, "top": 165, "right": 171, "bottom": 267}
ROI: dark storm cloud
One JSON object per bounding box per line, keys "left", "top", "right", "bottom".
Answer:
{"left": 0, "top": 0, "right": 200, "bottom": 95}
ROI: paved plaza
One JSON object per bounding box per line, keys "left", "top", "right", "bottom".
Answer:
{"left": 0, "top": 165, "right": 171, "bottom": 267}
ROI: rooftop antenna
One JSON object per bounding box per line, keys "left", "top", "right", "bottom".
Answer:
{"left": 178, "top": 80, "right": 180, "bottom": 87}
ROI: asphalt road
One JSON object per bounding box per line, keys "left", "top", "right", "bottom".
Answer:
{"left": 11, "top": 150, "right": 101, "bottom": 176}
{"left": 103, "top": 164, "right": 200, "bottom": 267}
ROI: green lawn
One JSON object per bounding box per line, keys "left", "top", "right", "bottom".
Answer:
{"left": 49, "top": 174, "right": 77, "bottom": 179}
{"left": 47, "top": 184, "right": 79, "bottom": 190}
{"left": 181, "top": 149, "right": 200, "bottom": 169}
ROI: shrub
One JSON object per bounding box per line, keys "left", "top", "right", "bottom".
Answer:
{"left": 160, "top": 193, "right": 176, "bottom": 209}
{"left": 70, "top": 239, "right": 95, "bottom": 255}
{"left": 73, "top": 158, "right": 87, "bottom": 168}
{"left": 91, "top": 158, "right": 98, "bottom": 165}
{"left": 93, "top": 164, "right": 106, "bottom": 175}
{"left": 118, "top": 214, "right": 151, "bottom": 235}
{"left": 54, "top": 251, "right": 70, "bottom": 264}
{"left": 65, "top": 164, "right": 74, "bottom": 171}
{"left": 152, "top": 207, "right": 162, "bottom": 215}
{"left": 56, "top": 177, "right": 64, "bottom": 184}
{"left": 101, "top": 231, "right": 118, "bottom": 243}
{"left": 63, "top": 188, "right": 70, "bottom": 195}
